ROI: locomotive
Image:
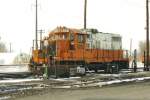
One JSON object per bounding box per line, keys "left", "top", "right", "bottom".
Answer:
{"left": 29, "top": 26, "right": 129, "bottom": 77}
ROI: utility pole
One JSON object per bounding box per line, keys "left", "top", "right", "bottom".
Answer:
{"left": 131, "top": 49, "right": 137, "bottom": 72}
{"left": 38, "top": 29, "right": 45, "bottom": 49}
{"left": 130, "top": 38, "right": 132, "bottom": 57}
{"left": 38, "top": 29, "right": 44, "bottom": 42}
{"left": 144, "top": 51, "right": 146, "bottom": 70}
{"left": 35, "top": 0, "right": 38, "bottom": 50}
{"left": 10, "top": 43, "right": 12, "bottom": 53}
{"left": 32, "top": 40, "right": 34, "bottom": 51}
{"left": 84, "top": 0, "right": 87, "bottom": 29}
{"left": 146, "top": 0, "right": 149, "bottom": 71}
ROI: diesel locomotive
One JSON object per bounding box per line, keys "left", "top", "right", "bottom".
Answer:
{"left": 30, "top": 26, "right": 129, "bottom": 77}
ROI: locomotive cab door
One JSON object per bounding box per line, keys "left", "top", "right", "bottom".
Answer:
{"left": 69, "top": 32, "right": 75, "bottom": 50}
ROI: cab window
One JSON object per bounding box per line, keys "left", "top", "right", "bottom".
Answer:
{"left": 78, "top": 34, "right": 84, "bottom": 43}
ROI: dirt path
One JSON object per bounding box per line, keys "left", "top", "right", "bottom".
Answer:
{"left": 16, "top": 81, "right": 150, "bottom": 100}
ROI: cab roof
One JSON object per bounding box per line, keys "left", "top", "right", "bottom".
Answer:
{"left": 49, "top": 26, "right": 86, "bottom": 36}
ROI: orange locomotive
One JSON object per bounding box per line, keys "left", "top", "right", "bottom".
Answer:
{"left": 30, "top": 26, "right": 129, "bottom": 77}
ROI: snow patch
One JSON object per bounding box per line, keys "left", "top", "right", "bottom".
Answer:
{"left": 0, "top": 79, "right": 42, "bottom": 84}
{"left": 0, "top": 96, "right": 11, "bottom": 100}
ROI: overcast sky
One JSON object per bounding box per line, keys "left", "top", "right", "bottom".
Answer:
{"left": 0, "top": 0, "right": 146, "bottom": 54}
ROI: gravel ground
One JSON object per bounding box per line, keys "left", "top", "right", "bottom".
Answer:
{"left": 16, "top": 81, "right": 150, "bottom": 100}
{"left": 2, "top": 72, "right": 150, "bottom": 100}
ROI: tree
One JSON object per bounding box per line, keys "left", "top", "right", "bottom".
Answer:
{"left": 13, "top": 53, "right": 30, "bottom": 64}
{"left": 0, "top": 42, "right": 7, "bottom": 52}
{"left": 139, "top": 41, "right": 146, "bottom": 56}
